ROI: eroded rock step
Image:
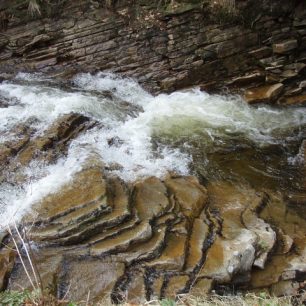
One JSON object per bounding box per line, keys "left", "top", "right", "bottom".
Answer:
{"left": 90, "top": 221, "right": 152, "bottom": 257}
{"left": 249, "top": 191, "right": 306, "bottom": 297}
{"left": 1, "top": 113, "right": 95, "bottom": 186}
{"left": 3, "top": 169, "right": 306, "bottom": 303}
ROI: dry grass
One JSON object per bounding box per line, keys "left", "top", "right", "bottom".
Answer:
{"left": 0, "top": 292, "right": 295, "bottom": 306}
{"left": 93, "top": 293, "right": 295, "bottom": 306}
{"left": 27, "top": 0, "right": 42, "bottom": 16}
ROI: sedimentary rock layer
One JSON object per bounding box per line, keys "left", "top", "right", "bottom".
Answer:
{"left": 0, "top": 0, "right": 305, "bottom": 104}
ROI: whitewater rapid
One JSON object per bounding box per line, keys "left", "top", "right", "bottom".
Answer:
{"left": 0, "top": 72, "right": 305, "bottom": 227}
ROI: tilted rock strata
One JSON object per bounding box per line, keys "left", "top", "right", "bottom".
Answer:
{"left": 2, "top": 166, "right": 305, "bottom": 303}
{"left": 0, "top": 1, "right": 305, "bottom": 104}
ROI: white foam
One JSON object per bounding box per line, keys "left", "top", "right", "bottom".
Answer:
{"left": 0, "top": 73, "right": 305, "bottom": 227}
{"left": 0, "top": 148, "right": 88, "bottom": 230}
{"left": 73, "top": 72, "right": 152, "bottom": 107}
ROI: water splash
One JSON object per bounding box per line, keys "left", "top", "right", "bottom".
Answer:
{"left": 0, "top": 73, "right": 305, "bottom": 227}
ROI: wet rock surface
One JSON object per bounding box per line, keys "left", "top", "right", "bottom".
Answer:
{"left": 1, "top": 160, "right": 305, "bottom": 302}
{"left": 0, "top": 0, "right": 305, "bottom": 303}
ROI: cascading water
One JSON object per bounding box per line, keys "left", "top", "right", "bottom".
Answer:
{"left": 0, "top": 72, "right": 305, "bottom": 228}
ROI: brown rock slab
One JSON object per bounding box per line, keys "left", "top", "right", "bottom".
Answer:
{"left": 164, "top": 275, "right": 189, "bottom": 299}
{"left": 273, "top": 40, "right": 298, "bottom": 54}
{"left": 165, "top": 177, "right": 207, "bottom": 219}
{"left": 134, "top": 177, "right": 170, "bottom": 221}
{"left": 199, "top": 183, "right": 269, "bottom": 282}
{"left": 244, "top": 83, "right": 284, "bottom": 104}
{"left": 58, "top": 259, "right": 125, "bottom": 302}
{"left": 26, "top": 162, "right": 106, "bottom": 224}
{"left": 88, "top": 214, "right": 139, "bottom": 245}
{"left": 200, "top": 235, "right": 256, "bottom": 283}
{"left": 229, "top": 72, "right": 265, "bottom": 87}
{"left": 0, "top": 248, "right": 15, "bottom": 291}
{"left": 251, "top": 255, "right": 285, "bottom": 288}
{"left": 251, "top": 192, "right": 306, "bottom": 289}
{"left": 150, "top": 275, "right": 164, "bottom": 300}
{"left": 16, "top": 113, "right": 90, "bottom": 166}
{"left": 184, "top": 218, "right": 209, "bottom": 272}
{"left": 117, "top": 225, "right": 167, "bottom": 263}
{"left": 8, "top": 248, "right": 62, "bottom": 292}
{"left": 90, "top": 221, "right": 152, "bottom": 256}
{"left": 146, "top": 233, "right": 187, "bottom": 271}
{"left": 242, "top": 208, "right": 276, "bottom": 269}
{"left": 54, "top": 176, "right": 131, "bottom": 245}
{"left": 189, "top": 278, "right": 213, "bottom": 296}
{"left": 280, "top": 94, "right": 306, "bottom": 106}
{"left": 170, "top": 218, "right": 188, "bottom": 235}
{"left": 125, "top": 270, "right": 147, "bottom": 304}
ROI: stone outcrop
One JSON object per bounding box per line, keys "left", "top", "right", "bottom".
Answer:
{"left": 0, "top": 0, "right": 304, "bottom": 104}
{"left": 0, "top": 113, "right": 95, "bottom": 186}
{"left": 1, "top": 162, "right": 305, "bottom": 303}
{"left": 244, "top": 83, "right": 284, "bottom": 104}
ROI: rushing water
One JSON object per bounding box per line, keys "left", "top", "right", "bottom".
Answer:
{"left": 0, "top": 72, "right": 305, "bottom": 228}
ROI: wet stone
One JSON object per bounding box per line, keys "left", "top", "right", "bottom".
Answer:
{"left": 146, "top": 233, "right": 187, "bottom": 271}
{"left": 164, "top": 275, "right": 189, "bottom": 299}
{"left": 90, "top": 221, "right": 152, "bottom": 257}
{"left": 165, "top": 177, "right": 207, "bottom": 219}
{"left": 185, "top": 217, "right": 209, "bottom": 272}
{"left": 134, "top": 177, "right": 170, "bottom": 221}
{"left": 244, "top": 83, "right": 284, "bottom": 104}
{"left": 117, "top": 225, "right": 167, "bottom": 264}
{"left": 58, "top": 259, "right": 126, "bottom": 303}
{"left": 8, "top": 248, "right": 62, "bottom": 292}
{"left": 25, "top": 162, "right": 106, "bottom": 225}
{"left": 0, "top": 248, "right": 16, "bottom": 291}
{"left": 125, "top": 270, "right": 147, "bottom": 304}
{"left": 150, "top": 275, "right": 164, "bottom": 300}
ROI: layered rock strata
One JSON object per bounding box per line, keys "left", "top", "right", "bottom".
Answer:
{"left": 0, "top": 0, "right": 305, "bottom": 104}
{"left": 0, "top": 130, "right": 305, "bottom": 302}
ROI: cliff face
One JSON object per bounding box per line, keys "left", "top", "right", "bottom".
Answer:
{"left": 0, "top": 0, "right": 305, "bottom": 101}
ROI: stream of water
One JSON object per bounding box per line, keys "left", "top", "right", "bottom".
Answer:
{"left": 0, "top": 72, "right": 305, "bottom": 228}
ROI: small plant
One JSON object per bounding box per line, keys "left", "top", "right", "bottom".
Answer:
{"left": 0, "top": 290, "right": 32, "bottom": 306}
{"left": 160, "top": 298, "right": 176, "bottom": 306}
